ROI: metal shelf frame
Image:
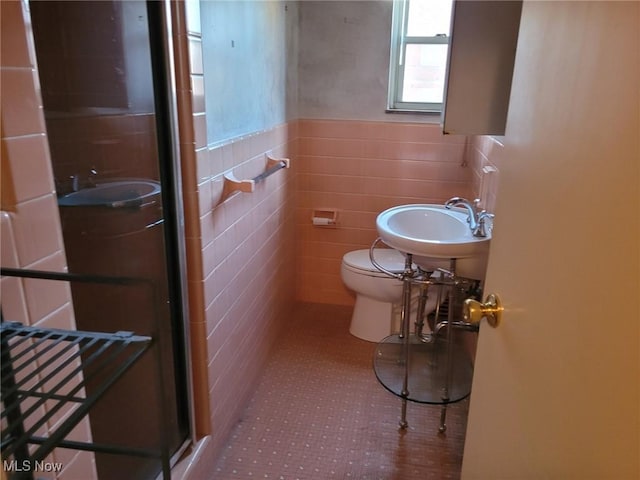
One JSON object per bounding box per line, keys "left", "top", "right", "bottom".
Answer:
{"left": 0, "top": 267, "right": 171, "bottom": 480}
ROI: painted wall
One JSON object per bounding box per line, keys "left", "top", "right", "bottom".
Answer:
{"left": 200, "top": 0, "right": 297, "bottom": 144}
{"left": 0, "top": 1, "right": 96, "bottom": 478}
{"left": 297, "top": 0, "right": 432, "bottom": 123}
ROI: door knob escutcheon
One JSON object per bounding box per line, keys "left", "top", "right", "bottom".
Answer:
{"left": 463, "top": 293, "right": 502, "bottom": 328}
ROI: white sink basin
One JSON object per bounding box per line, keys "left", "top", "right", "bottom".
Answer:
{"left": 58, "top": 179, "right": 161, "bottom": 208}
{"left": 376, "top": 204, "right": 491, "bottom": 260}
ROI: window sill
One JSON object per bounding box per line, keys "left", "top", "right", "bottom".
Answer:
{"left": 385, "top": 108, "right": 442, "bottom": 116}
{"left": 385, "top": 109, "right": 442, "bottom": 123}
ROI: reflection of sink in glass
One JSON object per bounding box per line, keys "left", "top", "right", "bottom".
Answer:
{"left": 58, "top": 179, "right": 161, "bottom": 208}
{"left": 376, "top": 204, "right": 491, "bottom": 279}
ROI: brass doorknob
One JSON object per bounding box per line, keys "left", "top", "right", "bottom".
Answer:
{"left": 463, "top": 293, "right": 502, "bottom": 328}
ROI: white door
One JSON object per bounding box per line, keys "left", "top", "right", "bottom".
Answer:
{"left": 461, "top": 2, "right": 639, "bottom": 479}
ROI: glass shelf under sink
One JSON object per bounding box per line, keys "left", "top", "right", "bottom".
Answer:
{"left": 373, "top": 332, "right": 474, "bottom": 405}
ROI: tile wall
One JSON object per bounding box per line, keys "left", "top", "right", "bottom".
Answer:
{"left": 0, "top": 1, "right": 96, "bottom": 478}
{"left": 199, "top": 127, "right": 297, "bottom": 455}
{"left": 44, "top": 114, "right": 159, "bottom": 193}
{"left": 172, "top": 3, "right": 297, "bottom": 468}
{"left": 28, "top": 0, "right": 160, "bottom": 192}
{"left": 296, "top": 119, "right": 472, "bottom": 305}
{"left": 467, "top": 135, "right": 502, "bottom": 214}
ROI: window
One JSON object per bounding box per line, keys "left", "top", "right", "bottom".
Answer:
{"left": 388, "top": 0, "right": 453, "bottom": 113}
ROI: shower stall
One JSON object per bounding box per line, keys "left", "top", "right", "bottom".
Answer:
{"left": 24, "top": 1, "right": 191, "bottom": 478}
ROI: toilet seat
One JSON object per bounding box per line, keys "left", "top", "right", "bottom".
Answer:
{"left": 342, "top": 249, "right": 407, "bottom": 277}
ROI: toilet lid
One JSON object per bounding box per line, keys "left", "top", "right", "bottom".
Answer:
{"left": 343, "top": 249, "right": 407, "bottom": 274}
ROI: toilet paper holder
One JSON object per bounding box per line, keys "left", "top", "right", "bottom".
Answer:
{"left": 311, "top": 209, "right": 338, "bottom": 227}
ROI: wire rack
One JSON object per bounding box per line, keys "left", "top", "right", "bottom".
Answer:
{"left": 1, "top": 322, "right": 153, "bottom": 466}
{"left": 0, "top": 267, "right": 171, "bottom": 479}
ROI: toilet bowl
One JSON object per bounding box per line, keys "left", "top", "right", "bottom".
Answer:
{"left": 341, "top": 248, "right": 408, "bottom": 342}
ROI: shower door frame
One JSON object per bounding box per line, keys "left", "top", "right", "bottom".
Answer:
{"left": 146, "top": 0, "right": 197, "bottom": 450}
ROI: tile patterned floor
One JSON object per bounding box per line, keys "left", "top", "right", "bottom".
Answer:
{"left": 212, "top": 303, "right": 469, "bottom": 480}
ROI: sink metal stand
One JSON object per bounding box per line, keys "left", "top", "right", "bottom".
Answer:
{"left": 398, "top": 253, "right": 414, "bottom": 429}
{"left": 398, "top": 258, "right": 457, "bottom": 432}
{"left": 370, "top": 239, "right": 478, "bottom": 434}
{"left": 438, "top": 259, "right": 456, "bottom": 433}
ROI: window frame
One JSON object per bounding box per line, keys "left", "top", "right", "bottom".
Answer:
{"left": 387, "top": 0, "right": 451, "bottom": 113}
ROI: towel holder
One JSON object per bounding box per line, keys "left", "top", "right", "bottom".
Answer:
{"left": 222, "top": 155, "right": 290, "bottom": 199}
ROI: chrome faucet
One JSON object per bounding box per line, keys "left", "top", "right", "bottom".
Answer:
{"left": 68, "top": 167, "right": 98, "bottom": 192}
{"left": 444, "top": 196, "right": 479, "bottom": 232}
{"left": 444, "top": 196, "right": 494, "bottom": 237}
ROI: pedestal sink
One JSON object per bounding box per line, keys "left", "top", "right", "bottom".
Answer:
{"left": 376, "top": 204, "right": 491, "bottom": 279}
{"left": 373, "top": 203, "right": 491, "bottom": 430}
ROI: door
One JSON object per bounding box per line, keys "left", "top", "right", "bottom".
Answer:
{"left": 461, "top": 2, "right": 639, "bottom": 479}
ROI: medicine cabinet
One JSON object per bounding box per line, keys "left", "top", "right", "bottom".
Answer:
{"left": 442, "top": 0, "right": 523, "bottom": 135}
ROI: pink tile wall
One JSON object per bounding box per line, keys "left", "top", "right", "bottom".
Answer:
{"left": 296, "top": 119, "right": 472, "bottom": 305}
{"left": 45, "top": 114, "right": 159, "bottom": 192}
{"left": 467, "top": 135, "right": 502, "bottom": 213}
{"left": 0, "top": 1, "right": 96, "bottom": 478}
{"left": 198, "top": 126, "right": 297, "bottom": 457}
{"left": 173, "top": 1, "right": 297, "bottom": 465}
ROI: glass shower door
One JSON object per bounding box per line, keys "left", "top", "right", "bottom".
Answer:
{"left": 29, "top": 1, "right": 189, "bottom": 478}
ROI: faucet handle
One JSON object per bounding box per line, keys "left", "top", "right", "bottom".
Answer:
{"left": 478, "top": 210, "right": 494, "bottom": 220}
{"left": 69, "top": 174, "right": 80, "bottom": 192}
{"left": 473, "top": 210, "right": 495, "bottom": 237}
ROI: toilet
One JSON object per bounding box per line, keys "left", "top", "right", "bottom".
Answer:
{"left": 341, "top": 248, "right": 408, "bottom": 342}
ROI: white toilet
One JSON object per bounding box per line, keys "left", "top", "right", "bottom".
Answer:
{"left": 341, "top": 248, "right": 408, "bottom": 342}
